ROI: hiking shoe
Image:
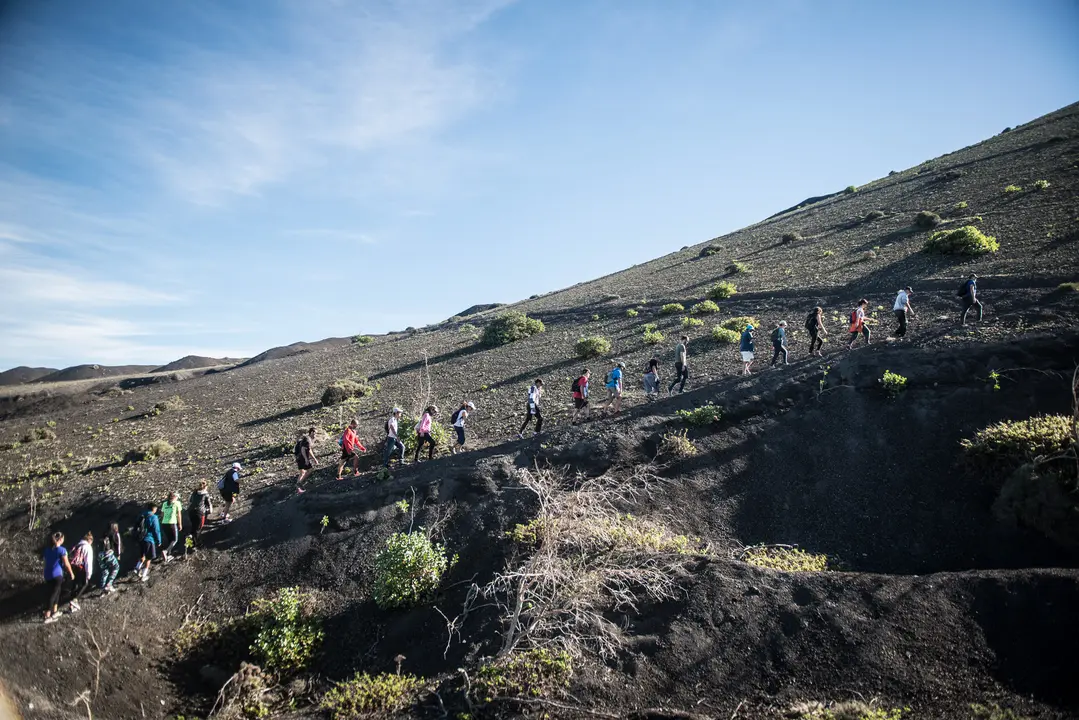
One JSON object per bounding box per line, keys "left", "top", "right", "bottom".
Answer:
{"left": 164, "top": 554, "right": 174, "bottom": 564}
{"left": 296, "top": 487, "right": 305, "bottom": 494}
{"left": 516, "top": 432, "right": 524, "bottom": 439}
{"left": 44, "top": 614, "right": 59, "bottom": 624}
{"left": 68, "top": 601, "right": 80, "bottom": 612}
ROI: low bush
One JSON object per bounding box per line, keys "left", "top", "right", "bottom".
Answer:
{"left": 641, "top": 322, "right": 658, "bottom": 333}
{"left": 681, "top": 316, "right": 704, "bottom": 329}
{"left": 154, "top": 395, "right": 185, "bottom": 413}
{"left": 351, "top": 335, "right": 373, "bottom": 345}
{"left": 474, "top": 649, "right": 572, "bottom": 702}
{"left": 790, "top": 700, "right": 907, "bottom": 719}
{"left": 373, "top": 531, "right": 455, "bottom": 609}
{"left": 125, "top": 439, "right": 175, "bottom": 463}
{"left": 626, "top": 308, "right": 639, "bottom": 317}
{"left": 321, "top": 378, "right": 374, "bottom": 406}
{"left": 726, "top": 260, "right": 749, "bottom": 274}
{"left": 924, "top": 225, "right": 999, "bottom": 255}
{"left": 659, "top": 303, "right": 684, "bottom": 315}
{"left": 1003, "top": 184, "right": 1023, "bottom": 193}
{"left": 459, "top": 323, "right": 476, "bottom": 332}
{"left": 590, "top": 314, "right": 600, "bottom": 321}
{"left": 880, "top": 370, "right": 907, "bottom": 397}
{"left": 320, "top": 672, "right": 424, "bottom": 719}
{"left": 844, "top": 185, "right": 858, "bottom": 194}
{"left": 397, "top": 415, "right": 449, "bottom": 457}
{"left": 720, "top": 316, "right": 759, "bottom": 332}
{"left": 481, "top": 312, "right": 545, "bottom": 347}
{"left": 741, "top": 545, "right": 829, "bottom": 572}
{"left": 711, "top": 326, "right": 739, "bottom": 343}
{"left": 1058, "top": 282, "right": 1079, "bottom": 292}
{"left": 699, "top": 245, "right": 721, "bottom": 257}
{"left": 954, "top": 200, "right": 969, "bottom": 211}
{"left": 707, "top": 281, "right": 737, "bottom": 300}
{"left": 864, "top": 210, "right": 885, "bottom": 222}
{"left": 970, "top": 703, "right": 1032, "bottom": 720}
{"left": 643, "top": 329, "right": 665, "bottom": 345}
{"left": 913, "top": 210, "right": 942, "bottom": 229}
{"left": 821, "top": 250, "right": 834, "bottom": 257}
{"left": 1033, "top": 179, "right": 1050, "bottom": 191}
{"left": 248, "top": 587, "right": 323, "bottom": 673}
{"left": 574, "top": 335, "right": 611, "bottom": 359}
{"left": 960, "top": 415, "right": 1073, "bottom": 469}
{"left": 781, "top": 231, "right": 802, "bottom": 244}
{"left": 676, "top": 403, "right": 722, "bottom": 426}
{"left": 660, "top": 429, "right": 697, "bottom": 458}
{"left": 22, "top": 427, "right": 56, "bottom": 443}
{"left": 690, "top": 300, "right": 720, "bottom": 315}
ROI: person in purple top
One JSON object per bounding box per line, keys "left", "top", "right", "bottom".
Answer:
{"left": 43, "top": 531, "right": 75, "bottom": 623}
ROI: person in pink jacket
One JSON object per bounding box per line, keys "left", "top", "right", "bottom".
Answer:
{"left": 413, "top": 405, "right": 439, "bottom": 463}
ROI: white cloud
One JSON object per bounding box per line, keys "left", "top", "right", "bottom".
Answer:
{"left": 0, "top": 267, "right": 181, "bottom": 307}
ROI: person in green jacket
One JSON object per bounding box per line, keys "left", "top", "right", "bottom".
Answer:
{"left": 160, "top": 491, "right": 183, "bottom": 563}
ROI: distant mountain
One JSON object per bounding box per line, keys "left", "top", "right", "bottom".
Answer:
{"left": 152, "top": 355, "right": 244, "bottom": 373}
{"left": 0, "top": 366, "right": 59, "bottom": 386}
{"left": 33, "top": 364, "right": 158, "bottom": 384}
{"left": 239, "top": 338, "right": 352, "bottom": 368}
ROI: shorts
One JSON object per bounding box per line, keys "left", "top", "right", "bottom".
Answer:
{"left": 740, "top": 351, "right": 754, "bottom": 362}
{"left": 296, "top": 457, "right": 313, "bottom": 470}
{"left": 220, "top": 490, "right": 234, "bottom": 503}
{"left": 455, "top": 426, "right": 466, "bottom": 445}
{"left": 606, "top": 385, "right": 621, "bottom": 397}
{"left": 340, "top": 448, "right": 357, "bottom": 462}
{"left": 140, "top": 540, "right": 157, "bottom": 560}
{"left": 574, "top": 397, "right": 588, "bottom": 409}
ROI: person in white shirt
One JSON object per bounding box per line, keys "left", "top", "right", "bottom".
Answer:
{"left": 382, "top": 408, "right": 404, "bottom": 468}
{"left": 451, "top": 401, "right": 476, "bottom": 454}
{"left": 517, "top": 379, "right": 544, "bottom": 438}
{"left": 893, "top": 286, "right": 915, "bottom": 338}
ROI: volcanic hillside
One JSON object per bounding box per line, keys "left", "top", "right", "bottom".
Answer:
{"left": 0, "top": 104, "right": 1078, "bottom": 720}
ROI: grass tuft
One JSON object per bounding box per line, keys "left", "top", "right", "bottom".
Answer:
{"left": 1003, "top": 184, "right": 1023, "bottom": 193}
{"left": 690, "top": 299, "right": 720, "bottom": 314}
{"left": 660, "top": 303, "right": 684, "bottom": 315}
{"left": 659, "top": 429, "right": 697, "bottom": 458}
{"left": 741, "top": 545, "right": 829, "bottom": 572}
{"left": 707, "top": 281, "right": 738, "bottom": 300}
{"left": 320, "top": 672, "right": 424, "bottom": 719}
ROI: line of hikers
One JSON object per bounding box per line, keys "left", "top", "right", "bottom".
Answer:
{"left": 40, "top": 464, "right": 240, "bottom": 622}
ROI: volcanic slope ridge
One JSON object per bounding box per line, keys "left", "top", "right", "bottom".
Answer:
{"left": 0, "top": 104, "right": 1077, "bottom": 719}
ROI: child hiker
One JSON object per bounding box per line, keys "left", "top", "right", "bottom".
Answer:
{"left": 67, "top": 531, "right": 95, "bottom": 613}
{"left": 160, "top": 490, "right": 183, "bottom": 563}
{"left": 134, "top": 502, "right": 161, "bottom": 582}
{"left": 98, "top": 536, "right": 120, "bottom": 593}
{"left": 518, "top": 379, "right": 543, "bottom": 438}
{"left": 188, "top": 479, "right": 213, "bottom": 548}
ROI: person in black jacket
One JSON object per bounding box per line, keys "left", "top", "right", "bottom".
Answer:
{"left": 219, "top": 463, "right": 241, "bottom": 523}
{"left": 294, "top": 427, "right": 318, "bottom": 494}
{"left": 188, "top": 479, "right": 213, "bottom": 547}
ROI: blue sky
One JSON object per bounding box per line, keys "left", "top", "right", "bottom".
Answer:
{"left": 1, "top": 0, "right": 1076, "bottom": 370}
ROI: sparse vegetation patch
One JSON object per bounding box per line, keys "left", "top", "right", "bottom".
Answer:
{"left": 154, "top": 395, "right": 185, "bottom": 413}
{"left": 643, "top": 329, "right": 665, "bottom": 345}
{"left": 924, "top": 225, "right": 999, "bottom": 255}
{"left": 247, "top": 587, "right": 324, "bottom": 673}
{"left": 125, "top": 439, "right": 175, "bottom": 463}
{"left": 321, "top": 378, "right": 374, "bottom": 406}
{"left": 351, "top": 335, "right": 373, "bottom": 345}
{"left": 320, "top": 672, "right": 425, "bottom": 719}
{"left": 740, "top": 545, "right": 829, "bottom": 572}
{"left": 711, "top": 326, "right": 739, "bottom": 343}
{"left": 1004, "top": 184, "right": 1023, "bottom": 193}
{"left": 914, "top": 210, "right": 942, "bottom": 229}
{"left": 481, "top": 312, "right": 545, "bottom": 347}
{"left": 707, "top": 281, "right": 737, "bottom": 300}
{"left": 626, "top": 308, "right": 639, "bottom": 317}
{"left": 659, "top": 429, "right": 697, "bottom": 458}
{"left": 681, "top": 316, "right": 704, "bottom": 329}
{"left": 574, "top": 335, "right": 611, "bottom": 359}
{"left": 690, "top": 300, "right": 720, "bottom": 315}
{"left": 726, "top": 260, "right": 749, "bottom": 274}
{"left": 960, "top": 415, "right": 1073, "bottom": 468}
{"left": 474, "top": 648, "right": 572, "bottom": 703}
{"left": 720, "top": 316, "right": 759, "bottom": 332}
{"left": 660, "top": 303, "right": 684, "bottom": 315}
{"left": 1033, "top": 179, "right": 1050, "bottom": 191}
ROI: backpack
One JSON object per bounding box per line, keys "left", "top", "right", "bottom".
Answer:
{"left": 771, "top": 327, "right": 781, "bottom": 344}
{"left": 605, "top": 370, "right": 614, "bottom": 384}
{"left": 571, "top": 377, "right": 581, "bottom": 394}
{"left": 137, "top": 513, "right": 148, "bottom": 539}
{"left": 805, "top": 312, "right": 817, "bottom": 332}
{"left": 956, "top": 280, "right": 967, "bottom": 297}
{"left": 849, "top": 309, "right": 860, "bottom": 327}
{"left": 294, "top": 439, "right": 305, "bottom": 458}
{"left": 451, "top": 408, "right": 463, "bottom": 425}
{"left": 218, "top": 471, "right": 229, "bottom": 490}
{"left": 385, "top": 419, "right": 391, "bottom": 435}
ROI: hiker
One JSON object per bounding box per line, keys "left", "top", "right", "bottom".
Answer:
{"left": 451, "top": 401, "right": 476, "bottom": 454}
{"left": 643, "top": 358, "right": 660, "bottom": 400}
{"left": 805, "top": 307, "right": 826, "bottom": 357}
{"left": 67, "top": 532, "right": 94, "bottom": 613}
{"left": 668, "top": 336, "right": 690, "bottom": 395}
{"left": 106, "top": 521, "right": 123, "bottom": 563}
{"left": 740, "top": 324, "right": 755, "bottom": 375}
{"left": 414, "top": 405, "right": 438, "bottom": 462}
{"left": 959, "top": 273, "right": 983, "bottom": 325}
{"left": 188, "top": 479, "right": 213, "bottom": 547}
{"left": 770, "top": 321, "right": 789, "bottom": 367}
{"left": 383, "top": 409, "right": 405, "bottom": 467}
{"left": 219, "top": 462, "right": 242, "bottom": 521}
{"left": 295, "top": 426, "right": 318, "bottom": 493}
{"left": 847, "top": 299, "right": 871, "bottom": 350}
{"left": 893, "top": 286, "right": 915, "bottom": 338}
{"left": 518, "top": 379, "right": 544, "bottom": 438}
{"left": 336, "top": 420, "right": 366, "bottom": 480}
{"left": 42, "top": 532, "right": 74, "bottom": 623}
{"left": 98, "top": 536, "right": 120, "bottom": 593}
{"left": 571, "top": 370, "right": 591, "bottom": 424}
{"left": 134, "top": 502, "right": 161, "bottom": 582}
{"left": 160, "top": 490, "right": 183, "bottom": 563}
{"left": 605, "top": 362, "right": 626, "bottom": 414}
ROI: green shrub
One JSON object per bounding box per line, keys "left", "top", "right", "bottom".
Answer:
{"left": 643, "top": 329, "right": 665, "bottom": 345}
{"left": 641, "top": 322, "right": 657, "bottom": 333}
{"left": 352, "top": 335, "right": 373, "bottom": 345}
{"left": 1033, "top": 179, "right": 1050, "bottom": 191}
{"left": 864, "top": 210, "right": 885, "bottom": 222}
{"left": 1058, "top": 282, "right": 1079, "bottom": 292}
{"left": 699, "top": 245, "right": 722, "bottom": 257}
{"left": 659, "top": 429, "right": 697, "bottom": 458}
{"left": 247, "top": 587, "right": 323, "bottom": 673}
{"left": 960, "top": 415, "right": 1073, "bottom": 468}
{"left": 125, "top": 439, "right": 175, "bottom": 463}
{"left": 711, "top": 326, "right": 739, "bottom": 343}
{"left": 741, "top": 546, "right": 829, "bottom": 572}
{"left": 726, "top": 260, "right": 749, "bottom": 274}
{"left": 781, "top": 231, "right": 803, "bottom": 244}
{"left": 914, "top": 210, "right": 941, "bottom": 229}
{"left": 690, "top": 300, "right": 720, "bottom": 315}
{"left": 321, "top": 378, "right": 373, "bottom": 406}
{"left": 719, "top": 316, "right": 758, "bottom": 332}
{"left": 880, "top": 370, "right": 907, "bottom": 397}
{"left": 954, "top": 201, "right": 969, "bottom": 211}
{"left": 22, "top": 427, "right": 56, "bottom": 443}
{"left": 844, "top": 185, "right": 857, "bottom": 194}
{"left": 481, "top": 312, "right": 545, "bottom": 347}
{"left": 590, "top": 314, "right": 600, "bottom": 321}
{"left": 459, "top": 323, "right": 476, "bottom": 332}
{"left": 970, "top": 702, "right": 1031, "bottom": 720}
{"left": 474, "top": 649, "right": 572, "bottom": 702}
{"left": 574, "top": 336, "right": 611, "bottom": 359}
{"left": 821, "top": 250, "right": 834, "bottom": 257}
{"left": 1003, "top": 184, "right": 1023, "bottom": 193}
{"left": 924, "top": 225, "right": 999, "bottom": 255}
{"left": 676, "top": 404, "right": 722, "bottom": 426}
{"left": 320, "top": 672, "right": 424, "bottom": 719}
{"left": 681, "top": 316, "right": 704, "bottom": 329}
{"left": 660, "top": 303, "right": 684, "bottom": 315}
{"left": 626, "top": 309, "right": 639, "bottom": 317}
{"left": 154, "top": 395, "right": 186, "bottom": 413}
{"left": 373, "top": 531, "right": 455, "bottom": 609}
{"left": 707, "top": 281, "right": 737, "bottom": 300}
{"left": 397, "top": 414, "right": 449, "bottom": 457}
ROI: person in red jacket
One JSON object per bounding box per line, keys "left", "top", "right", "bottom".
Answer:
{"left": 336, "top": 419, "right": 367, "bottom": 480}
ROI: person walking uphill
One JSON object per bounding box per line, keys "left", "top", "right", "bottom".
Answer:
{"left": 383, "top": 409, "right": 405, "bottom": 468}
{"left": 414, "top": 405, "right": 439, "bottom": 463}
{"left": 805, "top": 307, "right": 826, "bottom": 357}
{"left": 606, "top": 362, "right": 626, "bottom": 415}
{"left": 571, "top": 370, "right": 591, "bottom": 424}
{"left": 98, "top": 536, "right": 120, "bottom": 593}
{"left": 295, "top": 426, "right": 318, "bottom": 493}
{"left": 668, "top": 336, "right": 690, "bottom": 395}
{"left": 160, "top": 491, "right": 183, "bottom": 562}
{"left": 67, "top": 532, "right": 94, "bottom": 613}
{"left": 740, "top": 324, "right": 755, "bottom": 375}
{"left": 188, "top": 479, "right": 213, "bottom": 548}
{"left": 451, "top": 401, "right": 476, "bottom": 454}
{"left": 959, "top": 273, "right": 983, "bottom": 325}
{"left": 770, "top": 321, "right": 789, "bottom": 367}
{"left": 42, "top": 532, "right": 74, "bottom": 623}
{"left": 218, "top": 462, "right": 242, "bottom": 521}
{"left": 847, "top": 299, "right": 871, "bottom": 350}
{"left": 134, "top": 502, "right": 161, "bottom": 582}
{"left": 336, "top": 421, "right": 366, "bottom": 480}
{"left": 893, "top": 286, "right": 915, "bottom": 338}
{"left": 518, "top": 379, "right": 544, "bottom": 438}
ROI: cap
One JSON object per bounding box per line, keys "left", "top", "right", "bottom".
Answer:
{"left": 779, "top": 320, "right": 787, "bottom": 326}
{"left": 617, "top": 361, "right": 626, "bottom": 368}
{"left": 904, "top": 286, "right": 913, "bottom": 292}
{"left": 969, "top": 273, "right": 978, "bottom": 278}
{"left": 392, "top": 407, "right": 402, "bottom": 414}
{"left": 466, "top": 401, "right": 476, "bottom": 410}
{"left": 746, "top": 324, "right": 754, "bottom": 330}
{"left": 232, "top": 462, "right": 242, "bottom": 470}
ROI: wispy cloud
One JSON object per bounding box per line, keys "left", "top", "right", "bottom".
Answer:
{"left": 0, "top": 267, "right": 181, "bottom": 307}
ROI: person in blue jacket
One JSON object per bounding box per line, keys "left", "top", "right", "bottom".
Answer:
{"left": 740, "top": 324, "right": 755, "bottom": 375}
{"left": 134, "top": 502, "right": 161, "bottom": 583}
{"left": 770, "top": 321, "right": 789, "bottom": 367}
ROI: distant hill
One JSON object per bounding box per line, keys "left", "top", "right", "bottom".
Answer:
{"left": 33, "top": 364, "right": 158, "bottom": 384}
{"left": 0, "top": 367, "right": 59, "bottom": 386}
{"left": 238, "top": 338, "right": 351, "bottom": 368}
{"left": 455, "top": 303, "right": 503, "bottom": 317}
{"left": 152, "top": 355, "right": 244, "bottom": 373}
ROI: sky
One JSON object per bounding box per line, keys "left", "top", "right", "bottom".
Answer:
{"left": 1, "top": 0, "right": 1077, "bottom": 370}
